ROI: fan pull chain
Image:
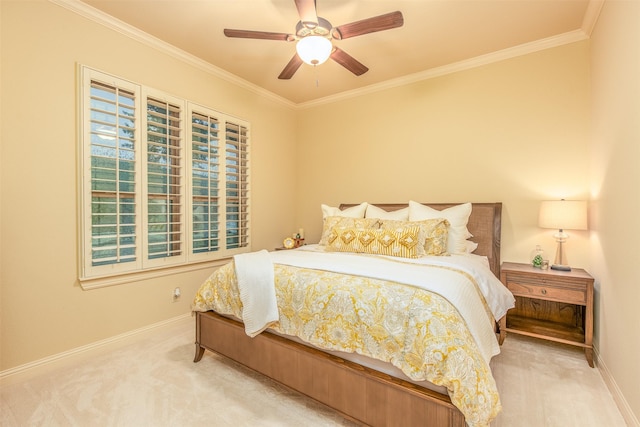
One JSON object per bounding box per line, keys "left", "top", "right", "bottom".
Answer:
{"left": 314, "top": 65, "right": 320, "bottom": 88}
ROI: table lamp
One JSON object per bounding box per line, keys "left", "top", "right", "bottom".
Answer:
{"left": 538, "top": 200, "right": 587, "bottom": 271}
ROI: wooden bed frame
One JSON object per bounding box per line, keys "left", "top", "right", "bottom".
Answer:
{"left": 194, "top": 202, "right": 503, "bottom": 427}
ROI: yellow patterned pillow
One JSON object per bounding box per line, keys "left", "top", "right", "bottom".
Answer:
{"left": 380, "top": 218, "right": 450, "bottom": 255}
{"left": 319, "top": 216, "right": 381, "bottom": 246}
{"left": 325, "top": 225, "right": 425, "bottom": 258}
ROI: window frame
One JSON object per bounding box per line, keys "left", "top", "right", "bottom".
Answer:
{"left": 78, "top": 66, "right": 251, "bottom": 287}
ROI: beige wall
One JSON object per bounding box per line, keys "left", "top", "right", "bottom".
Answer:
{"left": 296, "top": 41, "right": 592, "bottom": 267}
{"left": 0, "top": 0, "right": 297, "bottom": 369}
{"left": 590, "top": 1, "right": 640, "bottom": 424}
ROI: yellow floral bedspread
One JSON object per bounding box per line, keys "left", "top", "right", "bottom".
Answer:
{"left": 192, "top": 261, "right": 501, "bottom": 427}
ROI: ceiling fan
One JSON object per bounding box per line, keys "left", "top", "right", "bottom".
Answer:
{"left": 223, "top": 0, "right": 404, "bottom": 80}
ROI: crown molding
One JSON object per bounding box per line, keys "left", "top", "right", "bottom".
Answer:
{"left": 49, "top": 0, "right": 297, "bottom": 109}
{"left": 298, "top": 29, "right": 589, "bottom": 109}
{"left": 50, "top": 0, "right": 599, "bottom": 111}
{"left": 581, "top": 0, "right": 605, "bottom": 36}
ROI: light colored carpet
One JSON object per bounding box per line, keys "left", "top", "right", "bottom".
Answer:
{"left": 1, "top": 316, "right": 627, "bottom": 426}
{"left": 490, "top": 332, "right": 627, "bottom": 426}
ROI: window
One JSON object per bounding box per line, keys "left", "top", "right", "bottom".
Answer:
{"left": 79, "top": 67, "right": 250, "bottom": 281}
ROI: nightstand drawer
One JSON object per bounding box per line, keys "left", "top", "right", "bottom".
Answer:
{"left": 506, "top": 281, "right": 586, "bottom": 304}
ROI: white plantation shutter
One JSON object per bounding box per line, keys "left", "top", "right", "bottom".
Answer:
{"left": 224, "top": 121, "right": 250, "bottom": 250}
{"left": 82, "top": 70, "right": 142, "bottom": 277}
{"left": 80, "top": 66, "right": 250, "bottom": 283}
{"left": 188, "top": 104, "right": 250, "bottom": 261}
{"left": 143, "top": 92, "right": 186, "bottom": 267}
{"left": 190, "top": 110, "right": 221, "bottom": 255}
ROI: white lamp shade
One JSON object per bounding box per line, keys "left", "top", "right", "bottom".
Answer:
{"left": 296, "top": 36, "right": 332, "bottom": 65}
{"left": 539, "top": 200, "right": 588, "bottom": 230}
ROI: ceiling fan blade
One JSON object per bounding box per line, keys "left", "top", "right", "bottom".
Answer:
{"left": 332, "top": 11, "right": 404, "bottom": 40}
{"left": 330, "top": 47, "right": 368, "bottom": 76}
{"left": 224, "top": 29, "right": 294, "bottom": 41}
{"left": 294, "top": 0, "right": 318, "bottom": 29}
{"left": 278, "top": 54, "right": 304, "bottom": 79}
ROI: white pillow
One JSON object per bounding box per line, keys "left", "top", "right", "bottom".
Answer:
{"left": 408, "top": 201, "right": 472, "bottom": 254}
{"left": 466, "top": 240, "right": 479, "bottom": 253}
{"left": 365, "top": 205, "right": 409, "bottom": 221}
{"left": 321, "top": 202, "right": 367, "bottom": 219}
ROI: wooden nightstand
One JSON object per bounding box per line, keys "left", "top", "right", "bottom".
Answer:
{"left": 500, "top": 262, "right": 594, "bottom": 367}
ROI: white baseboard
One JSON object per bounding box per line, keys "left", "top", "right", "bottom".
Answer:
{"left": 0, "top": 313, "right": 192, "bottom": 386}
{"left": 595, "top": 346, "right": 640, "bottom": 427}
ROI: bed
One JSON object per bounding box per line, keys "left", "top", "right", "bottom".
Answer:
{"left": 192, "top": 202, "right": 513, "bottom": 427}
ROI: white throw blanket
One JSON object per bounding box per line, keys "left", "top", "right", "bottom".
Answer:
{"left": 234, "top": 250, "right": 279, "bottom": 337}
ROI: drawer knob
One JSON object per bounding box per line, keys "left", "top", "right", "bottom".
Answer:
{"left": 541, "top": 289, "right": 547, "bottom": 295}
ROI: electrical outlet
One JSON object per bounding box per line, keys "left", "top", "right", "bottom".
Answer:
{"left": 172, "top": 287, "right": 181, "bottom": 302}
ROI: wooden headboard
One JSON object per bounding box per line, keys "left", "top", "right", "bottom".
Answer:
{"left": 339, "top": 202, "right": 502, "bottom": 278}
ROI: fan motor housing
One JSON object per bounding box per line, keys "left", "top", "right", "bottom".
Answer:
{"left": 296, "top": 17, "right": 332, "bottom": 38}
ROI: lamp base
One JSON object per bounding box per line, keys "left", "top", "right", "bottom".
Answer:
{"left": 551, "top": 264, "right": 572, "bottom": 271}
{"left": 551, "top": 231, "right": 571, "bottom": 272}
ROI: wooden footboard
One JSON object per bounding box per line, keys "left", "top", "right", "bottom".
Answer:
{"left": 194, "top": 310, "right": 466, "bottom": 427}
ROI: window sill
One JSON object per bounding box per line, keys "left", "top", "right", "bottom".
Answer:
{"left": 79, "top": 258, "right": 230, "bottom": 290}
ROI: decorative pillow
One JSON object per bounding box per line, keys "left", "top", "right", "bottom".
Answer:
{"left": 325, "top": 225, "right": 425, "bottom": 259}
{"left": 408, "top": 201, "right": 472, "bottom": 254}
{"left": 365, "top": 205, "right": 410, "bottom": 221}
{"left": 321, "top": 202, "right": 367, "bottom": 219}
{"left": 380, "top": 218, "right": 449, "bottom": 256}
{"left": 319, "top": 216, "right": 381, "bottom": 246}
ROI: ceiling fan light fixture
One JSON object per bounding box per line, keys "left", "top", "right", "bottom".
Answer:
{"left": 296, "top": 36, "right": 332, "bottom": 65}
